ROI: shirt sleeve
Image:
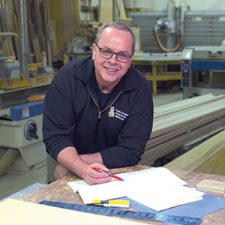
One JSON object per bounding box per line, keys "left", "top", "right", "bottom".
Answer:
{"left": 42, "top": 67, "right": 76, "bottom": 160}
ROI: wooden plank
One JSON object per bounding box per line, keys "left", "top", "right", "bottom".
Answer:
{"left": 152, "top": 97, "right": 225, "bottom": 138}
{"left": 0, "top": 199, "right": 146, "bottom": 225}
{"left": 116, "top": 0, "right": 127, "bottom": 19}
{"left": 32, "top": 38, "right": 42, "bottom": 62}
{"left": 196, "top": 146, "right": 225, "bottom": 176}
{"left": 0, "top": 7, "right": 14, "bottom": 56}
{"left": 33, "top": 0, "right": 44, "bottom": 49}
{"left": 42, "top": 0, "right": 54, "bottom": 65}
{"left": 50, "top": 20, "right": 58, "bottom": 59}
{"left": 99, "top": 0, "right": 113, "bottom": 23}
{"left": 61, "top": 0, "right": 77, "bottom": 44}
{"left": 196, "top": 179, "right": 225, "bottom": 194}
{"left": 154, "top": 94, "right": 225, "bottom": 119}
{"left": 165, "top": 130, "right": 225, "bottom": 171}
{"left": 48, "top": 0, "right": 63, "bottom": 57}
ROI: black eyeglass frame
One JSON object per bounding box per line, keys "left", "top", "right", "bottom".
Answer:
{"left": 94, "top": 43, "right": 132, "bottom": 63}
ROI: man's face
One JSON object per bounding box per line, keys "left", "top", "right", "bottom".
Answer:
{"left": 92, "top": 27, "right": 133, "bottom": 93}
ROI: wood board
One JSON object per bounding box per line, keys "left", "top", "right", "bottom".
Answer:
{"left": 194, "top": 145, "right": 225, "bottom": 176}
{"left": 99, "top": 0, "right": 113, "bottom": 23}
{"left": 0, "top": 199, "right": 147, "bottom": 225}
{"left": 165, "top": 130, "right": 225, "bottom": 172}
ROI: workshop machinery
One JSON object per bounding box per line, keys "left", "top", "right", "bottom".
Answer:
{"left": 181, "top": 46, "right": 225, "bottom": 99}
{"left": 129, "top": 5, "right": 225, "bottom": 53}
{"left": 0, "top": 63, "right": 53, "bottom": 176}
{"left": 0, "top": 0, "right": 54, "bottom": 176}
{"left": 0, "top": 47, "right": 53, "bottom": 175}
{"left": 153, "top": 0, "right": 185, "bottom": 52}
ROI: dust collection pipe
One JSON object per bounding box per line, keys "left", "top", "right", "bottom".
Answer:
{"left": 0, "top": 148, "right": 19, "bottom": 176}
{"left": 153, "top": 29, "right": 183, "bottom": 52}
{"left": 19, "top": 0, "right": 29, "bottom": 79}
{"left": 153, "top": 0, "right": 184, "bottom": 52}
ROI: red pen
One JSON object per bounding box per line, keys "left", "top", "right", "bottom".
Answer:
{"left": 91, "top": 167, "right": 124, "bottom": 181}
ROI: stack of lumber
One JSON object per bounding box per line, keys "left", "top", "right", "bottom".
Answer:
{"left": 0, "top": 0, "right": 54, "bottom": 63}
{"left": 140, "top": 94, "right": 225, "bottom": 165}
{"left": 0, "top": 0, "right": 18, "bottom": 58}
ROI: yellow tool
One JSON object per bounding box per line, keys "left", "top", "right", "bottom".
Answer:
{"left": 92, "top": 199, "right": 130, "bottom": 208}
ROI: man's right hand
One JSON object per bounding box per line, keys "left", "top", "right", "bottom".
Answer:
{"left": 54, "top": 162, "right": 112, "bottom": 185}
{"left": 81, "top": 163, "right": 112, "bottom": 185}
{"left": 56, "top": 147, "right": 112, "bottom": 184}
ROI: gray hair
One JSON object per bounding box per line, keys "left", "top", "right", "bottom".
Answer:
{"left": 95, "top": 21, "right": 136, "bottom": 54}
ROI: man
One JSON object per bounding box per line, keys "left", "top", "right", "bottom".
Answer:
{"left": 43, "top": 21, "right": 153, "bottom": 184}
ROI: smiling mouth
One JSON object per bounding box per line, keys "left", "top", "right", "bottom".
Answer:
{"left": 105, "top": 67, "right": 118, "bottom": 73}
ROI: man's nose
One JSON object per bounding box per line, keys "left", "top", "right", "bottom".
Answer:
{"left": 109, "top": 53, "right": 117, "bottom": 62}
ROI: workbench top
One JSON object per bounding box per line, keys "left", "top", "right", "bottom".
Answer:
{"left": 132, "top": 52, "right": 182, "bottom": 62}
{"left": 23, "top": 166, "right": 225, "bottom": 225}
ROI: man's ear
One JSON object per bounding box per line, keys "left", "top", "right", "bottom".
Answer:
{"left": 92, "top": 44, "right": 96, "bottom": 60}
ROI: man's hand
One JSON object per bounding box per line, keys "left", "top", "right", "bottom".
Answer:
{"left": 81, "top": 163, "right": 112, "bottom": 185}
{"left": 55, "top": 147, "right": 112, "bottom": 184}
{"left": 54, "top": 162, "right": 112, "bottom": 184}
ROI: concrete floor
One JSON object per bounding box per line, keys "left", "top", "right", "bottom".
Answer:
{"left": 0, "top": 91, "right": 183, "bottom": 200}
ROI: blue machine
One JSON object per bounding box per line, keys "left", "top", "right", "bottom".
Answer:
{"left": 10, "top": 101, "right": 44, "bottom": 121}
{"left": 181, "top": 46, "right": 225, "bottom": 98}
{"left": 0, "top": 86, "right": 49, "bottom": 173}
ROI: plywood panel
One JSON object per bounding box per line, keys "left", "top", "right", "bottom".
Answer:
{"left": 0, "top": 199, "right": 147, "bottom": 225}
{"left": 196, "top": 146, "right": 225, "bottom": 176}
{"left": 165, "top": 130, "right": 225, "bottom": 172}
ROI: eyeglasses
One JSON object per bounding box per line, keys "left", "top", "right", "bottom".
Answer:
{"left": 95, "top": 43, "right": 132, "bottom": 63}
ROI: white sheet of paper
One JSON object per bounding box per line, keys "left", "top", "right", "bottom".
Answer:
{"left": 127, "top": 183, "right": 204, "bottom": 211}
{"left": 67, "top": 167, "right": 205, "bottom": 211}
{"left": 120, "top": 167, "right": 187, "bottom": 187}
{"left": 68, "top": 180, "right": 126, "bottom": 204}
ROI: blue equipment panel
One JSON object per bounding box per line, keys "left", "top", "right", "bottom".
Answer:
{"left": 10, "top": 101, "right": 44, "bottom": 121}
{"left": 191, "top": 60, "right": 225, "bottom": 71}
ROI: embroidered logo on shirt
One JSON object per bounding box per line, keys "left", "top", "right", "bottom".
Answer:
{"left": 108, "top": 106, "right": 129, "bottom": 121}
{"left": 108, "top": 106, "right": 115, "bottom": 117}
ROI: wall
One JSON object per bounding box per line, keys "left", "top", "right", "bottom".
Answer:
{"left": 124, "top": 0, "right": 225, "bottom": 11}
{"left": 176, "top": 0, "right": 225, "bottom": 11}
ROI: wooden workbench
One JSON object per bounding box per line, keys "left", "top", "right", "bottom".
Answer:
{"left": 22, "top": 166, "right": 225, "bottom": 225}
{"left": 132, "top": 53, "right": 181, "bottom": 96}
